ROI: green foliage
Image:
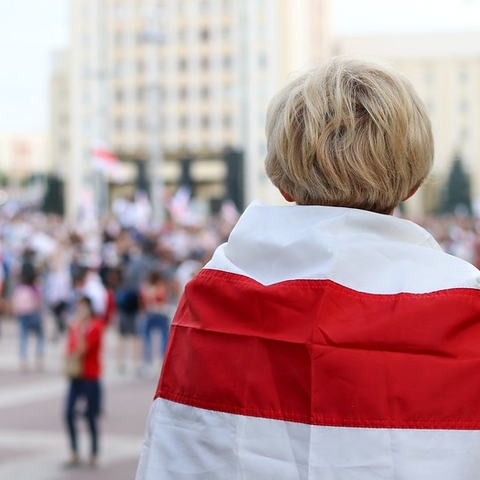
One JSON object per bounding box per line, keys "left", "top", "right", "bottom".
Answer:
{"left": 438, "top": 155, "right": 472, "bottom": 215}
{"left": 41, "top": 174, "right": 65, "bottom": 216}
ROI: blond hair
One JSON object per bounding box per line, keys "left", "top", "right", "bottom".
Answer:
{"left": 265, "top": 57, "right": 434, "bottom": 213}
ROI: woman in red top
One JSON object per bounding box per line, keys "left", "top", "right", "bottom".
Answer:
{"left": 64, "top": 296, "right": 104, "bottom": 468}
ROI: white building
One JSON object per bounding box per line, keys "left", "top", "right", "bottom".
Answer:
{"left": 49, "top": 50, "right": 70, "bottom": 179}
{"left": 0, "top": 132, "right": 50, "bottom": 181}
{"left": 66, "top": 0, "right": 332, "bottom": 220}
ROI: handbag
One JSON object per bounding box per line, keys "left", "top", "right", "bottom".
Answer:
{"left": 64, "top": 352, "right": 83, "bottom": 379}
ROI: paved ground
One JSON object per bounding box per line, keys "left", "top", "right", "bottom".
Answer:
{"left": 0, "top": 317, "right": 161, "bottom": 480}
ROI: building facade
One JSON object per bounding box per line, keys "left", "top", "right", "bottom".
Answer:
{"left": 66, "top": 0, "right": 332, "bottom": 219}
{"left": 49, "top": 50, "right": 71, "bottom": 179}
{"left": 0, "top": 132, "right": 50, "bottom": 181}
{"left": 337, "top": 32, "right": 480, "bottom": 216}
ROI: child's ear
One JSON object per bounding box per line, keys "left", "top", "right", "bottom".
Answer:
{"left": 280, "top": 190, "right": 295, "bottom": 202}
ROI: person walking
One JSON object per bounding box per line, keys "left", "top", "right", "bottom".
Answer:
{"left": 64, "top": 296, "right": 104, "bottom": 468}
{"left": 12, "top": 269, "right": 44, "bottom": 372}
{"left": 44, "top": 253, "right": 72, "bottom": 341}
{"left": 139, "top": 270, "right": 171, "bottom": 371}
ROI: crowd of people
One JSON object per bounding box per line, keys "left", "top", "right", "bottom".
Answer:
{"left": 1, "top": 204, "right": 480, "bottom": 371}
{"left": 0, "top": 203, "right": 478, "bottom": 370}
{"left": 0, "top": 201, "right": 239, "bottom": 373}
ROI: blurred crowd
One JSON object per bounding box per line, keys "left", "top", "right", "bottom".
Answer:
{"left": 0, "top": 199, "right": 240, "bottom": 374}
{"left": 417, "top": 214, "right": 480, "bottom": 268}
{"left": 2, "top": 203, "right": 480, "bottom": 373}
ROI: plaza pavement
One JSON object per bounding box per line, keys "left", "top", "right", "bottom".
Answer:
{"left": 0, "top": 317, "right": 160, "bottom": 480}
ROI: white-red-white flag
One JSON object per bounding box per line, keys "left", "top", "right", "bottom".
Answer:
{"left": 91, "top": 143, "right": 128, "bottom": 184}
{"left": 137, "top": 202, "right": 480, "bottom": 479}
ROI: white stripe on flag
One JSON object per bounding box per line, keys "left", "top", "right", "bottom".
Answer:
{"left": 137, "top": 398, "right": 480, "bottom": 480}
{"left": 207, "top": 201, "right": 480, "bottom": 294}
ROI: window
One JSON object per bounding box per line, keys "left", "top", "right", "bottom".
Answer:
{"left": 115, "top": 118, "right": 124, "bottom": 132}
{"left": 137, "top": 59, "right": 147, "bottom": 74}
{"left": 83, "top": 118, "right": 91, "bottom": 133}
{"left": 200, "top": 28, "right": 210, "bottom": 42}
{"left": 201, "top": 116, "right": 210, "bottom": 128}
{"left": 178, "top": 57, "right": 188, "bottom": 71}
{"left": 137, "top": 86, "right": 146, "bottom": 102}
{"left": 200, "top": 1, "right": 210, "bottom": 13}
{"left": 258, "top": 54, "right": 267, "bottom": 68}
{"left": 222, "top": 0, "right": 231, "bottom": 12}
{"left": 115, "top": 89, "right": 124, "bottom": 102}
{"left": 179, "top": 86, "right": 188, "bottom": 99}
{"left": 459, "top": 99, "right": 469, "bottom": 114}
{"left": 222, "top": 26, "right": 231, "bottom": 39}
{"left": 201, "top": 57, "right": 210, "bottom": 70}
{"left": 114, "top": 32, "right": 125, "bottom": 47}
{"left": 137, "top": 117, "right": 147, "bottom": 132}
{"left": 424, "top": 69, "right": 434, "bottom": 86}
{"left": 60, "top": 140, "right": 70, "bottom": 153}
{"left": 459, "top": 68, "right": 469, "bottom": 84}
{"left": 223, "top": 56, "right": 232, "bottom": 69}
{"left": 200, "top": 86, "right": 210, "bottom": 99}
{"left": 460, "top": 127, "right": 469, "bottom": 141}
{"left": 178, "top": 29, "right": 186, "bottom": 43}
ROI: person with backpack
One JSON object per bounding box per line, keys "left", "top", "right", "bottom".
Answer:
{"left": 12, "top": 268, "right": 44, "bottom": 372}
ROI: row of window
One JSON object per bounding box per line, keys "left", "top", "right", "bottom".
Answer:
{"left": 111, "top": 0, "right": 236, "bottom": 19}
{"left": 422, "top": 68, "right": 471, "bottom": 86}
{"left": 81, "top": 54, "right": 237, "bottom": 79}
{"left": 112, "top": 114, "right": 233, "bottom": 131}
{"left": 112, "top": 84, "right": 235, "bottom": 102}
{"left": 425, "top": 99, "right": 471, "bottom": 115}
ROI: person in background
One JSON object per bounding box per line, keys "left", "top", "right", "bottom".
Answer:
{"left": 12, "top": 268, "right": 44, "bottom": 372}
{"left": 64, "top": 296, "right": 104, "bottom": 469}
{"left": 75, "top": 263, "right": 107, "bottom": 319}
{"left": 44, "top": 252, "right": 72, "bottom": 341}
{"left": 139, "top": 270, "right": 171, "bottom": 372}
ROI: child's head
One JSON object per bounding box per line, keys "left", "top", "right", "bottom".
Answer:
{"left": 76, "top": 295, "right": 95, "bottom": 321}
{"left": 265, "top": 56, "right": 434, "bottom": 214}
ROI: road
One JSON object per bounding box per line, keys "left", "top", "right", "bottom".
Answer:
{"left": 0, "top": 317, "right": 160, "bottom": 480}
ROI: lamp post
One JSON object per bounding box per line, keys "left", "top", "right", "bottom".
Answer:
{"left": 142, "top": 1, "right": 168, "bottom": 226}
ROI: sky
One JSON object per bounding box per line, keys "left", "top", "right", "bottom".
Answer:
{"left": 1, "top": 0, "right": 480, "bottom": 133}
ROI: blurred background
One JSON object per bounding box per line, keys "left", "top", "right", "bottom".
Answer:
{"left": 2, "top": 0, "right": 480, "bottom": 479}
{"left": 2, "top": 0, "right": 480, "bottom": 220}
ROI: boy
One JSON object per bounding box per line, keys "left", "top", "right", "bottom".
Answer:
{"left": 137, "top": 57, "right": 480, "bottom": 479}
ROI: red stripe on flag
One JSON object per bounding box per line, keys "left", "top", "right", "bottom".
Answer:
{"left": 92, "top": 147, "right": 119, "bottom": 164}
{"left": 156, "top": 269, "right": 480, "bottom": 429}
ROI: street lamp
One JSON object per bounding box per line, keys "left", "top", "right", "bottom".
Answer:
{"left": 142, "top": 2, "right": 168, "bottom": 226}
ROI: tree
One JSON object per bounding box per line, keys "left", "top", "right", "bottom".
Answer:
{"left": 224, "top": 148, "right": 244, "bottom": 211}
{"left": 438, "top": 154, "right": 472, "bottom": 215}
{"left": 41, "top": 174, "right": 65, "bottom": 216}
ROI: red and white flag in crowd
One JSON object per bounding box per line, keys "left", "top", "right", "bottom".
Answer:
{"left": 137, "top": 201, "right": 480, "bottom": 479}
{"left": 91, "top": 143, "right": 125, "bottom": 182}
{"left": 167, "top": 186, "right": 192, "bottom": 223}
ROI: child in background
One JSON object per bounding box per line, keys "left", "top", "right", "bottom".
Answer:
{"left": 64, "top": 296, "right": 104, "bottom": 468}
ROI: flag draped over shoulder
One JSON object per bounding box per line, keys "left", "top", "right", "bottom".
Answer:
{"left": 136, "top": 201, "right": 480, "bottom": 480}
